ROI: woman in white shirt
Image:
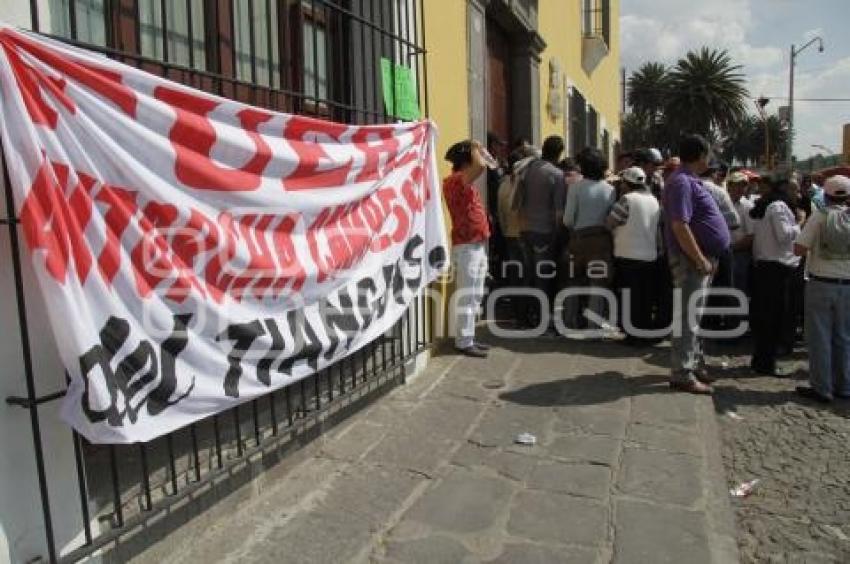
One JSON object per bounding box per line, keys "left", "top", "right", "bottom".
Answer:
{"left": 749, "top": 179, "right": 803, "bottom": 376}
{"left": 794, "top": 175, "right": 850, "bottom": 403}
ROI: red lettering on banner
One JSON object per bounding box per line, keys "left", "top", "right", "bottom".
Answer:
{"left": 351, "top": 128, "right": 399, "bottom": 183}
{"left": 154, "top": 86, "right": 273, "bottom": 192}
{"left": 307, "top": 205, "right": 349, "bottom": 283}
{"left": 130, "top": 202, "right": 181, "bottom": 299}
{"left": 20, "top": 160, "right": 95, "bottom": 283}
{"left": 0, "top": 41, "right": 73, "bottom": 129}
{"left": 17, "top": 162, "right": 316, "bottom": 303}
{"left": 203, "top": 213, "right": 238, "bottom": 303}
{"left": 282, "top": 117, "right": 353, "bottom": 191}
{"left": 339, "top": 201, "right": 370, "bottom": 270}
{"left": 269, "top": 214, "right": 306, "bottom": 296}
{"left": 170, "top": 209, "right": 221, "bottom": 299}
{"left": 226, "top": 215, "right": 277, "bottom": 299}
{"left": 0, "top": 29, "right": 136, "bottom": 128}
{"left": 95, "top": 185, "right": 138, "bottom": 283}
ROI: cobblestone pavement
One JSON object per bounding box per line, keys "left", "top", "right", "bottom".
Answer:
{"left": 131, "top": 335, "right": 738, "bottom": 564}
{"left": 710, "top": 341, "right": 850, "bottom": 564}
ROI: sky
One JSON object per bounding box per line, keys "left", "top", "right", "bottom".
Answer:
{"left": 621, "top": 0, "right": 850, "bottom": 159}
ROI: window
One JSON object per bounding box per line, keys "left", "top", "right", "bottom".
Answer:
{"left": 588, "top": 105, "right": 599, "bottom": 149}
{"left": 302, "top": 18, "right": 329, "bottom": 100}
{"left": 139, "top": 0, "right": 207, "bottom": 70}
{"left": 286, "top": 0, "right": 340, "bottom": 115}
{"left": 233, "top": 0, "right": 281, "bottom": 88}
{"left": 602, "top": 129, "right": 610, "bottom": 162}
{"left": 570, "top": 88, "right": 588, "bottom": 158}
{"left": 48, "top": 0, "right": 107, "bottom": 46}
{"left": 582, "top": 0, "right": 610, "bottom": 45}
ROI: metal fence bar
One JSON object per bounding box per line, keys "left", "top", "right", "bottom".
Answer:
{"left": 71, "top": 431, "right": 93, "bottom": 546}
{"left": 186, "top": 0, "right": 195, "bottom": 69}
{"left": 160, "top": 0, "right": 169, "bottom": 62}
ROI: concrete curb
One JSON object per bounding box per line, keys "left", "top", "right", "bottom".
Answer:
{"left": 697, "top": 396, "right": 741, "bottom": 564}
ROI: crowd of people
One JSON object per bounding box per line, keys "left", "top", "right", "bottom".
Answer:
{"left": 442, "top": 132, "right": 850, "bottom": 400}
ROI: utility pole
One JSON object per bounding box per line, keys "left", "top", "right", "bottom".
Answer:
{"left": 787, "top": 36, "right": 824, "bottom": 171}
{"left": 756, "top": 97, "right": 770, "bottom": 169}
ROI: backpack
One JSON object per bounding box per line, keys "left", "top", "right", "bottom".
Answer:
{"left": 819, "top": 206, "right": 850, "bottom": 260}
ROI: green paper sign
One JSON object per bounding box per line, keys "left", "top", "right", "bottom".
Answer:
{"left": 381, "top": 58, "right": 421, "bottom": 121}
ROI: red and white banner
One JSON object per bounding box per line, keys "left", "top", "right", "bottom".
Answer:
{"left": 0, "top": 25, "right": 447, "bottom": 443}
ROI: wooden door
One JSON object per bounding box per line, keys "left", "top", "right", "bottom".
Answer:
{"left": 486, "top": 20, "right": 511, "bottom": 146}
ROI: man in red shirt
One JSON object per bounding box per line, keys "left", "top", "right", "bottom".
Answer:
{"left": 444, "top": 140, "right": 490, "bottom": 357}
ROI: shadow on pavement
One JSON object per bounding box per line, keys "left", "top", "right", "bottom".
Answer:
{"left": 480, "top": 333, "right": 670, "bottom": 368}
{"left": 498, "top": 371, "right": 671, "bottom": 408}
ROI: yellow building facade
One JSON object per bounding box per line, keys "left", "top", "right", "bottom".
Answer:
{"left": 423, "top": 0, "right": 622, "bottom": 177}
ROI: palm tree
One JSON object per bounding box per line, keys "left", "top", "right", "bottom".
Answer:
{"left": 627, "top": 62, "right": 670, "bottom": 120}
{"left": 665, "top": 48, "right": 749, "bottom": 138}
{"left": 722, "top": 114, "right": 789, "bottom": 168}
{"left": 626, "top": 62, "right": 672, "bottom": 150}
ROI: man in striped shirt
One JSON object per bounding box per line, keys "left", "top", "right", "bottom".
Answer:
{"left": 606, "top": 166, "right": 662, "bottom": 345}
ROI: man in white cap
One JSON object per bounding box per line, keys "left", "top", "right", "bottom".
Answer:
{"left": 607, "top": 166, "right": 662, "bottom": 344}
{"left": 794, "top": 175, "right": 850, "bottom": 402}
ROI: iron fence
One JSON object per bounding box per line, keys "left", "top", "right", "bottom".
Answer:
{"left": 2, "top": 1, "right": 431, "bottom": 561}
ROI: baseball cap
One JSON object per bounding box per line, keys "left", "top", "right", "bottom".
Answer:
{"left": 824, "top": 175, "right": 850, "bottom": 198}
{"left": 621, "top": 166, "right": 647, "bottom": 185}
{"left": 648, "top": 148, "right": 663, "bottom": 164}
{"left": 728, "top": 171, "right": 748, "bottom": 185}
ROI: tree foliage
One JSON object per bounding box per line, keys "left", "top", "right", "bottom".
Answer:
{"left": 623, "top": 47, "right": 752, "bottom": 158}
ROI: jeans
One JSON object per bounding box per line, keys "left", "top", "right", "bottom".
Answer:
{"left": 704, "top": 248, "right": 733, "bottom": 331}
{"left": 751, "top": 261, "right": 795, "bottom": 372}
{"left": 805, "top": 280, "right": 850, "bottom": 398}
{"left": 452, "top": 242, "right": 488, "bottom": 349}
{"left": 669, "top": 253, "right": 714, "bottom": 382}
{"left": 502, "top": 237, "right": 531, "bottom": 325}
{"left": 521, "top": 231, "right": 557, "bottom": 326}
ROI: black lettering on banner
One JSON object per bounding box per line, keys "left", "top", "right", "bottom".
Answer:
{"left": 257, "top": 318, "right": 284, "bottom": 387}
{"left": 402, "top": 235, "right": 424, "bottom": 292}
{"left": 217, "top": 320, "right": 266, "bottom": 398}
{"left": 79, "top": 314, "right": 196, "bottom": 426}
{"left": 277, "top": 309, "right": 323, "bottom": 375}
{"left": 148, "top": 313, "right": 194, "bottom": 415}
{"left": 320, "top": 286, "right": 361, "bottom": 361}
{"left": 215, "top": 243, "right": 437, "bottom": 398}
{"left": 356, "top": 277, "right": 378, "bottom": 330}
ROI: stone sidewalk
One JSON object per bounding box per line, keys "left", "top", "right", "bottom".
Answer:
{"left": 133, "top": 336, "right": 739, "bottom": 564}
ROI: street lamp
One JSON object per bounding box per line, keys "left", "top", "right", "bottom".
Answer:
{"left": 811, "top": 143, "right": 836, "bottom": 155}
{"left": 787, "top": 36, "right": 825, "bottom": 170}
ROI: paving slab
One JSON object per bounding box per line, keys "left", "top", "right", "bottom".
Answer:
{"left": 526, "top": 459, "right": 611, "bottom": 500}
{"left": 507, "top": 490, "right": 608, "bottom": 547}
{"left": 617, "top": 446, "right": 703, "bottom": 509}
{"left": 613, "top": 499, "right": 712, "bottom": 564}
{"left": 403, "top": 468, "right": 515, "bottom": 534}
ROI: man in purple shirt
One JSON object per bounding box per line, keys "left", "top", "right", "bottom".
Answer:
{"left": 663, "top": 134, "right": 731, "bottom": 394}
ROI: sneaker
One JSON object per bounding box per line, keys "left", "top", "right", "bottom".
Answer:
{"left": 454, "top": 346, "right": 488, "bottom": 358}
{"left": 473, "top": 342, "right": 491, "bottom": 351}
{"left": 670, "top": 378, "right": 713, "bottom": 395}
{"left": 795, "top": 386, "right": 832, "bottom": 404}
